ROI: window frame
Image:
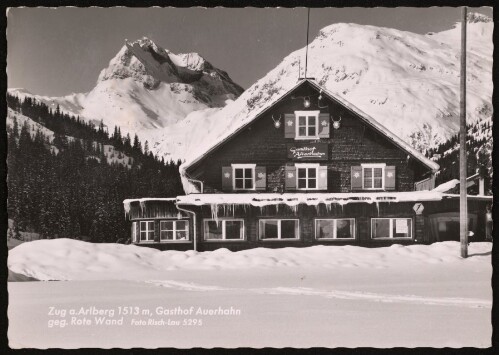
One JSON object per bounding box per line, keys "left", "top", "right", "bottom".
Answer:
{"left": 295, "top": 110, "right": 320, "bottom": 140}
{"left": 258, "top": 219, "right": 300, "bottom": 241}
{"left": 203, "top": 219, "right": 245, "bottom": 242}
{"left": 231, "top": 164, "right": 256, "bottom": 191}
{"left": 295, "top": 163, "right": 320, "bottom": 190}
{"left": 315, "top": 218, "right": 356, "bottom": 240}
{"left": 139, "top": 220, "right": 155, "bottom": 242}
{"left": 361, "top": 163, "right": 386, "bottom": 190}
{"left": 159, "top": 220, "right": 190, "bottom": 242}
{"left": 371, "top": 217, "right": 413, "bottom": 240}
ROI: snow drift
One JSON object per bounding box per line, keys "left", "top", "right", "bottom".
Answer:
{"left": 8, "top": 238, "right": 492, "bottom": 281}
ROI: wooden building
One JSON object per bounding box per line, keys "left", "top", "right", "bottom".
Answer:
{"left": 124, "top": 79, "right": 492, "bottom": 251}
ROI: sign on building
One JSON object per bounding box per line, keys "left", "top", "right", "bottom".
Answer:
{"left": 286, "top": 143, "right": 328, "bottom": 161}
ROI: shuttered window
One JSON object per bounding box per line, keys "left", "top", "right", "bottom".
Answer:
{"left": 295, "top": 111, "right": 320, "bottom": 139}
{"left": 352, "top": 165, "right": 396, "bottom": 191}
{"left": 297, "top": 164, "right": 318, "bottom": 190}
{"left": 223, "top": 164, "right": 267, "bottom": 191}
{"left": 363, "top": 166, "right": 384, "bottom": 189}
{"left": 234, "top": 167, "right": 254, "bottom": 189}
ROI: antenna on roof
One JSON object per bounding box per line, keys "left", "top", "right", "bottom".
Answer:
{"left": 304, "top": 7, "right": 310, "bottom": 79}
{"left": 298, "top": 8, "right": 315, "bottom": 82}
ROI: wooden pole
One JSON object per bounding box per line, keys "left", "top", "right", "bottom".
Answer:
{"left": 460, "top": 7, "right": 468, "bottom": 258}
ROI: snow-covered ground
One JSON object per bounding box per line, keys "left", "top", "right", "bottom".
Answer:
{"left": 7, "top": 239, "right": 492, "bottom": 348}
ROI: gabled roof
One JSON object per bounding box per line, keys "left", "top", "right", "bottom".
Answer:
{"left": 182, "top": 79, "right": 439, "bottom": 173}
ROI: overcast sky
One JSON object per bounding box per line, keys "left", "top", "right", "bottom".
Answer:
{"left": 7, "top": 7, "right": 492, "bottom": 96}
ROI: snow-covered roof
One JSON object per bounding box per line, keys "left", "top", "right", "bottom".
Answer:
{"left": 433, "top": 179, "right": 460, "bottom": 192}
{"left": 433, "top": 173, "right": 483, "bottom": 193}
{"left": 181, "top": 79, "right": 440, "bottom": 175}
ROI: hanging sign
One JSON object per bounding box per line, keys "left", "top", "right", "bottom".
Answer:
{"left": 413, "top": 203, "right": 424, "bottom": 215}
{"left": 286, "top": 143, "right": 328, "bottom": 161}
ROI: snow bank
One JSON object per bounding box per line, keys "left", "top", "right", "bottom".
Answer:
{"left": 8, "top": 238, "right": 491, "bottom": 281}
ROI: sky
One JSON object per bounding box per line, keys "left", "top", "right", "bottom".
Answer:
{"left": 6, "top": 7, "right": 493, "bottom": 96}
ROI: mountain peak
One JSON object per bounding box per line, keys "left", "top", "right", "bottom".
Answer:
{"left": 98, "top": 37, "right": 242, "bottom": 96}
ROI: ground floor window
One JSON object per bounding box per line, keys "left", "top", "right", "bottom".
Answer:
{"left": 204, "top": 219, "right": 244, "bottom": 241}
{"left": 140, "top": 221, "right": 155, "bottom": 242}
{"left": 160, "top": 220, "right": 189, "bottom": 241}
{"left": 259, "top": 219, "right": 299, "bottom": 240}
{"left": 371, "top": 218, "right": 412, "bottom": 239}
{"left": 316, "top": 219, "right": 355, "bottom": 239}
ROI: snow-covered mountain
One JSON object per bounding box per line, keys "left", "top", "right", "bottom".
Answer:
{"left": 8, "top": 37, "right": 243, "bottom": 143}
{"left": 154, "top": 14, "right": 492, "bottom": 162}
{"left": 9, "top": 15, "right": 492, "bottom": 162}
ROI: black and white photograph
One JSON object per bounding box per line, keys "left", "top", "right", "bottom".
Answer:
{"left": 4, "top": 4, "right": 494, "bottom": 349}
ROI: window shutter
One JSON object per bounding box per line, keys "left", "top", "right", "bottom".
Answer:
{"left": 131, "top": 222, "right": 137, "bottom": 243}
{"left": 255, "top": 166, "right": 267, "bottom": 191}
{"left": 385, "top": 166, "right": 396, "bottom": 190}
{"left": 221, "top": 166, "right": 233, "bottom": 191}
{"left": 318, "top": 165, "right": 328, "bottom": 190}
{"left": 318, "top": 113, "right": 330, "bottom": 138}
{"left": 351, "top": 166, "right": 363, "bottom": 190}
{"left": 285, "top": 166, "right": 297, "bottom": 190}
{"left": 284, "top": 113, "right": 295, "bottom": 138}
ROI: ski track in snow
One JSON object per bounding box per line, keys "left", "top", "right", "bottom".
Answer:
{"left": 145, "top": 280, "right": 491, "bottom": 309}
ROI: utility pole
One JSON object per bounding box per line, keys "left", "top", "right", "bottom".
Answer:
{"left": 460, "top": 7, "right": 468, "bottom": 258}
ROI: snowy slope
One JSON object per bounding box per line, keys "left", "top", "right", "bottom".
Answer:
{"left": 7, "top": 108, "right": 134, "bottom": 166}
{"left": 8, "top": 37, "right": 243, "bottom": 145}
{"left": 158, "top": 16, "right": 492, "bottom": 162}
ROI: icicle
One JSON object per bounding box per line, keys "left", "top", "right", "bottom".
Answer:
{"left": 123, "top": 201, "right": 131, "bottom": 218}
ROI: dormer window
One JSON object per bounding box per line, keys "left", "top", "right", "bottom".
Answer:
{"left": 295, "top": 110, "right": 320, "bottom": 139}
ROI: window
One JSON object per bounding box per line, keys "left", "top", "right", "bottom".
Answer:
{"left": 316, "top": 219, "right": 355, "bottom": 240}
{"left": 160, "top": 220, "right": 189, "bottom": 242}
{"left": 362, "top": 163, "right": 385, "bottom": 190}
{"left": 295, "top": 110, "right": 320, "bottom": 139}
{"left": 259, "top": 219, "right": 299, "bottom": 240}
{"left": 371, "top": 218, "right": 412, "bottom": 239}
{"left": 204, "top": 220, "right": 244, "bottom": 241}
{"left": 140, "top": 221, "right": 155, "bottom": 242}
{"left": 232, "top": 164, "right": 255, "bottom": 190}
{"left": 296, "top": 163, "right": 318, "bottom": 190}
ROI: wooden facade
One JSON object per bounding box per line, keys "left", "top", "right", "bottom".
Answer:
{"left": 124, "top": 80, "right": 492, "bottom": 250}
